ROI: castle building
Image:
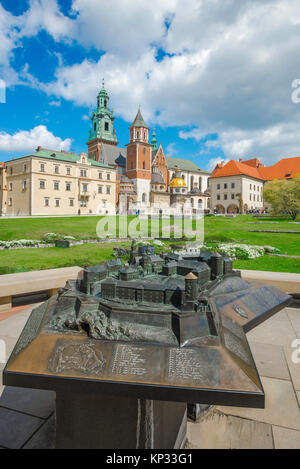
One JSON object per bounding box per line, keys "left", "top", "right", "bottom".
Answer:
{"left": 210, "top": 156, "right": 300, "bottom": 214}
{"left": 87, "top": 82, "right": 211, "bottom": 215}
{"left": 0, "top": 149, "right": 116, "bottom": 216}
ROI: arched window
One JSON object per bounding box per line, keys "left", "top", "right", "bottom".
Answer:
{"left": 143, "top": 161, "right": 146, "bottom": 169}
{"left": 137, "top": 131, "right": 139, "bottom": 139}
{"left": 104, "top": 100, "right": 107, "bottom": 108}
{"left": 199, "top": 177, "right": 202, "bottom": 191}
{"left": 198, "top": 199, "right": 203, "bottom": 208}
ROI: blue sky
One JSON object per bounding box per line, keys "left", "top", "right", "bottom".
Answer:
{"left": 1, "top": 0, "right": 300, "bottom": 170}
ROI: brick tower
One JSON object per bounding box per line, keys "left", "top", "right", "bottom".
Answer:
{"left": 126, "top": 108, "right": 152, "bottom": 205}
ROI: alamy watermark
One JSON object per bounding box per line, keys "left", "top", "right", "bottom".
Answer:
{"left": 0, "top": 339, "right": 6, "bottom": 364}
{"left": 95, "top": 208, "right": 204, "bottom": 243}
{"left": 0, "top": 79, "right": 6, "bottom": 104}
{"left": 291, "top": 339, "right": 300, "bottom": 364}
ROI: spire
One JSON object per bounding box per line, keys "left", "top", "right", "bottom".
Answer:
{"left": 130, "top": 107, "right": 149, "bottom": 129}
{"left": 151, "top": 128, "right": 157, "bottom": 151}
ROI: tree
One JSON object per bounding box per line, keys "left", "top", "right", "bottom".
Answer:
{"left": 263, "top": 177, "right": 300, "bottom": 220}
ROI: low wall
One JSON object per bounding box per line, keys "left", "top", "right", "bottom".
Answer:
{"left": 0, "top": 266, "right": 82, "bottom": 312}
{"left": 240, "top": 269, "right": 300, "bottom": 295}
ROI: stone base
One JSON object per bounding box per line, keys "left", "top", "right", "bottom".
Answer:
{"left": 55, "top": 392, "right": 187, "bottom": 449}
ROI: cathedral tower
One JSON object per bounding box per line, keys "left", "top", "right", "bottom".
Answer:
{"left": 87, "top": 80, "right": 118, "bottom": 161}
{"left": 126, "top": 108, "right": 152, "bottom": 205}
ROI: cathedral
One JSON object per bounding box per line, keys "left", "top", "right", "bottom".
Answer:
{"left": 87, "top": 81, "right": 210, "bottom": 215}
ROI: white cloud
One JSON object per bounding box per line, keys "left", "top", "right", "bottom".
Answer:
{"left": 2, "top": 0, "right": 300, "bottom": 165}
{"left": 49, "top": 100, "right": 61, "bottom": 107}
{"left": 0, "top": 125, "right": 72, "bottom": 153}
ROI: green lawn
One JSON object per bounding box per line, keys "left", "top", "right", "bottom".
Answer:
{"left": 0, "top": 214, "right": 299, "bottom": 274}
{"left": 0, "top": 242, "right": 131, "bottom": 275}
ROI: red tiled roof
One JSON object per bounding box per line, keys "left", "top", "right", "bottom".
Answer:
{"left": 259, "top": 157, "right": 300, "bottom": 180}
{"left": 243, "top": 158, "right": 264, "bottom": 168}
{"left": 211, "top": 156, "right": 300, "bottom": 181}
{"left": 0, "top": 162, "right": 5, "bottom": 167}
{"left": 210, "top": 160, "right": 264, "bottom": 180}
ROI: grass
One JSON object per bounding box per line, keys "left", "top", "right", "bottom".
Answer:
{"left": 0, "top": 242, "right": 131, "bottom": 275}
{"left": 233, "top": 256, "right": 300, "bottom": 273}
{"left": 0, "top": 214, "right": 299, "bottom": 274}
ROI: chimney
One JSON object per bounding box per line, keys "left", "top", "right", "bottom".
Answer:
{"left": 239, "top": 158, "right": 243, "bottom": 162}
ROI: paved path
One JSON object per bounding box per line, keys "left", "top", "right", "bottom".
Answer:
{"left": 0, "top": 304, "right": 299, "bottom": 448}
{"left": 187, "top": 306, "right": 300, "bottom": 449}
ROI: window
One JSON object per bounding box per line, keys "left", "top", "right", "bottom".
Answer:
{"left": 9, "top": 167, "right": 13, "bottom": 175}
{"left": 40, "top": 163, "right": 45, "bottom": 172}
{"left": 22, "top": 180, "right": 27, "bottom": 190}
{"left": 24, "top": 164, "right": 27, "bottom": 172}
{"left": 40, "top": 180, "right": 45, "bottom": 189}
{"left": 224, "top": 194, "right": 227, "bottom": 200}
{"left": 66, "top": 183, "right": 71, "bottom": 191}
{"left": 8, "top": 198, "right": 12, "bottom": 206}
{"left": 44, "top": 198, "right": 49, "bottom": 207}
{"left": 66, "top": 167, "right": 71, "bottom": 175}
{"left": 80, "top": 170, "right": 87, "bottom": 178}
{"left": 143, "top": 148, "right": 146, "bottom": 156}
{"left": 142, "top": 161, "right": 145, "bottom": 170}
{"left": 250, "top": 184, "right": 252, "bottom": 190}
{"left": 70, "top": 199, "right": 74, "bottom": 207}
{"left": 104, "top": 122, "right": 109, "bottom": 131}
{"left": 98, "top": 172, "right": 102, "bottom": 179}
{"left": 107, "top": 173, "right": 110, "bottom": 180}
{"left": 253, "top": 185, "right": 256, "bottom": 191}
{"left": 254, "top": 194, "right": 256, "bottom": 201}
{"left": 55, "top": 199, "right": 60, "bottom": 207}
{"left": 231, "top": 183, "right": 235, "bottom": 188}
{"left": 83, "top": 183, "right": 88, "bottom": 192}
{"left": 142, "top": 193, "right": 146, "bottom": 202}
{"left": 224, "top": 183, "right": 227, "bottom": 189}
{"left": 250, "top": 194, "right": 252, "bottom": 201}
{"left": 217, "top": 184, "right": 220, "bottom": 190}
{"left": 54, "top": 166, "right": 59, "bottom": 174}
{"left": 94, "top": 123, "right": 96, "bottom": 131}
{"left": 104, "top": 100, "right": 107, "bottom": 108}
{"left": 54, "top": 182, "right": 59, "bottom": 190}
{"left": 217, "top": 195, "right": 220, "bottom": 200}
{"left": 80, "top": 200, "right": 87, "bottom": 207}
{"left": 136, "top": 131, "right": 139, "bottom": 139}
{"left": 144, "top": 131, "right": 146, "bottom": 139}
{"left": 106, "top": 186, "right": 110, "bottom": 194}
{"left": 231, "top": 194, "right": 234, "bottom": 199}
{"left": 9, "top": 183, "right": 12, "bottom": 191}
{"left": 98, "top": 186, "right": 102, "bottom": 194}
